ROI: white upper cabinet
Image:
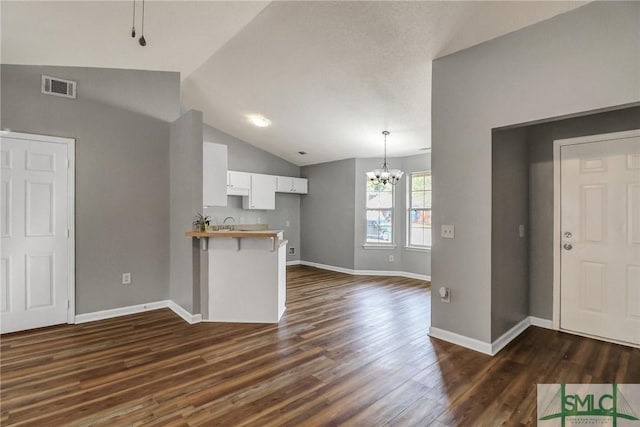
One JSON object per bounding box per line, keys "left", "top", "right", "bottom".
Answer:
{"left": 203, "top": 142, "right": 227, "bottom": 207}
{"left": 276, "top": 176, "right": 308, "bottom": 194}
{"left": 292, "top": 177, "right": 308, "bottom": 194}
{"left": 242, "top": 173, "right": 276, "bottom": 210}
{"left": 227, "top": 170, "right": 250, "bottom": 196}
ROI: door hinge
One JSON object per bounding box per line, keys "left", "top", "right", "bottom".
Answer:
{"left": 66, "top": 229, "right": 70, "bottom": 238}
{"left": 66, "top": 159, "right": 70, "bottom": 169}
{"left": 67, "top": 300, "right": 70, "bottom": 309}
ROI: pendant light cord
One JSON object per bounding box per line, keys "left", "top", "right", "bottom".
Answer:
{"left": 131, "top": 0, "right": 136, "bottom": 37}
{"left": 138, "top": 0, "right": 147, "bottom": 46}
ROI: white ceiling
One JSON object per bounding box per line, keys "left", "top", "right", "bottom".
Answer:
{"left": 1, "top": 1, "right": 270, "bottom": 79}
{"left": 2, "top": 1, "right": 587, "bottom": 166}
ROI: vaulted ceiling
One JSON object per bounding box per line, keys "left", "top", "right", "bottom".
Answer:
{"left": 1, "top": 1, "right": 587, "bottom": 165}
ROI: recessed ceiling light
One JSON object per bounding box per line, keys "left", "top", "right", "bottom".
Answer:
{"left": 248, "top": 114, "right": 271, "bottom": 128}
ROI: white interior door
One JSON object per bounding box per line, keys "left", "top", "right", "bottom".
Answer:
{"left": 560, "top": 133, "right": 640, "bottom": 346}
{"left": 1, "top": 133, "right": 73, "bottom": 333}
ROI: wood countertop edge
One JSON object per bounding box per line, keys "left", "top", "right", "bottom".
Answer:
{"left": 185, "top": 230, "right": 283, "bottom": 238}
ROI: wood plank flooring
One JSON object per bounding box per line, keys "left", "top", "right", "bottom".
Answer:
{"left": 1, "top": 265, "right": 639, "bottom": 426}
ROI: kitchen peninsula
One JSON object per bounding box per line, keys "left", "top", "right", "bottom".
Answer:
{"left": 186, "top": 229, "right": 287, "bottom": 323}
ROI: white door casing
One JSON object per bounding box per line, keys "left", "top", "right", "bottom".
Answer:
{"left": 1, "top": 132, "right": 75, "bottom": 333}
{"left": 553, "top": 129, "right": 640, "bottom": 347}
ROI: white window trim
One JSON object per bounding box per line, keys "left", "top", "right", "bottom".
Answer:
{"left": 365, "top": 181, "right": 395, "bottom": 246}
{"left": 404, "top": 245, "right": 431, "bottom": 252}
{"left": 363, "top": 243, "right": 397, "bottom": 250}
{"left": 406, "top": 171, "right": 432, "bottom": 249}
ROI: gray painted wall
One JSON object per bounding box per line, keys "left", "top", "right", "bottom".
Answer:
{"left": 170, "top": 110, "right": 204, "bottom": 314}
{"left": 431, "top": 1, "right": 640, "bottom": 343}
{"left": 491, "top": 128, "right": 529, "bottom": 340}
{"left": 1, "top": 64, "right": 180, "bottom": 313}
{"left": 202, "top": 124, "right": 302, "bottom": 263}
{"left": 353, "top": 154, "right": 431, "bottom": 276}
{"left": 527, "top": 106, "right": 640, "bottom": 320}
{"left": 301, "top": 158, "right": 356, "bottom": 269}
{"left": 301, "top": 153, "right": 430, "bottom": 276}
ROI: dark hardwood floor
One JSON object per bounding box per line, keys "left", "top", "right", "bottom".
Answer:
{"left": 1, "top": 265, "right": 639, "bottom": 426}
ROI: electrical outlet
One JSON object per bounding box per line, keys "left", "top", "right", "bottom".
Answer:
{"left": 519, "top": 224, "right": 525, "bottom": 238}
{"left": 441, "top": 225, "right": 455, "bottom": 239}
{"left": 289, "top": 247, "right": 295, "bottom": 255}
{"left": 285, "top": 220, "right": 290, "bottom": 227}
{"left": 388, "top": 255, "right": 394, "bottom": 262}
{"left": 122, "top": 273, "right": 131, "bottom": 285}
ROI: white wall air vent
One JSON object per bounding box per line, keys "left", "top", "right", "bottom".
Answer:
{"left": 41, "top": 75, "right": 76, "bottom": 99}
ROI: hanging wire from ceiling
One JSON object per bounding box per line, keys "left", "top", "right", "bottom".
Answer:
{"left": 130, "top": 0, "right": 147, "bottom": 46}
{"left": 139, "top": 0, "right": 147, "bottom": 46}
{"left": 131, "top": 0, "right": 136, "bottom": 38}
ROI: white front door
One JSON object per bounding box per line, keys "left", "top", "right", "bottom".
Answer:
{"left": 560, "top": 132, "right": 640, "bottom": 346}
{"left": 1, "top": 133, "right": 73, "bottom": 333}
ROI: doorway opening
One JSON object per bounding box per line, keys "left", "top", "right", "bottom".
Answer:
{"left": 491, "top": 106, "right": 640, "bottom": 346}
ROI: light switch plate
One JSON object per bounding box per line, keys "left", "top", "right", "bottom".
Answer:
{"left": 441, "top": 225, "right": 455, "bottom": 239}
{"left": 439, "top": 286, "right": 451, "bottom": 303}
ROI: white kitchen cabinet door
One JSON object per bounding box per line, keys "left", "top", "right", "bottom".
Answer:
{"left": 203, "top": 142, "right": 227, "bottom": 207}
{"left": 276, "top": 176, "right": 308, "bottom": 194}
{"left": 242, "top": 174, "right": 276, "bottom": 210}
{"left": 227, "top": 170, "right": 250, "bottom": 196}
{"left": 276, "top": 176, "right": 292, "bottom": 193}
{"left": 291, "top": 177, "right": 308, "bottom": 194}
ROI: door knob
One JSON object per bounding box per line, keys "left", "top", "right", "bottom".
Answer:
{"left": 563, "top": 243, "right": 573, "bottom": 250}
{"left": 564, "top": 232, "right": 572, "bottom": 238}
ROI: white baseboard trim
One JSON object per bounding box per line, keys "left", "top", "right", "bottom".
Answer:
{"left": 286, "top": 260, "right": 301, "bottom": 266}
{"left": 75, "top": 300, "right": 170, "bottom": 324}
{"left": 167, "top": 301, "right": 203, "bottom": 324}
{"left": 298, "top": 261, "right": 354, "bottom": 275}
{"left": 529, "top": 316, "right": 553, "bottom": 329}
{"left": 299, "top": 260, "right": 431, "bottom": 282}
{"left": 428, "top": 326, "right": 493, "bottom": 355}
{"left": 491, "top": 317, "right": 530, "bottom": 355}
{"left": 75, "top": 300, "right": 202, "bottom": 325}
{"left": 430, "top": 315, "right": 555, "bottom": 356}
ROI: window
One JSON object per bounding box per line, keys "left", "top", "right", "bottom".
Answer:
{"left": 408, "top": 172, "right": 432, "bottom": 247}
{"left": 366, "top": 181, "right": 393, "bottom": 244}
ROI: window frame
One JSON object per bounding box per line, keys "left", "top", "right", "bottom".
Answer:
{"left": 364, "top": 180, "right": 395, "bottom": 248}
{"left": 406, "top": 171, "right": 432, "bottom": 250}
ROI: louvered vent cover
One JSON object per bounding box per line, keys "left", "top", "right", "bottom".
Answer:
{"left": 41, "top": 75, "right": 77, "bottom": 99}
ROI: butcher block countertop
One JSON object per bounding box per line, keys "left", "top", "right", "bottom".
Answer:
{"left": 185, "top": 230, "right": 283, "bottom": 239}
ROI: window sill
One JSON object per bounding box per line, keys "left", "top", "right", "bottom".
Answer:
{"left": 404, "top": 246, "right": 431, "bottom": 253}
{"left": 362, "top": 244, "right": 397, "bottom": 250}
